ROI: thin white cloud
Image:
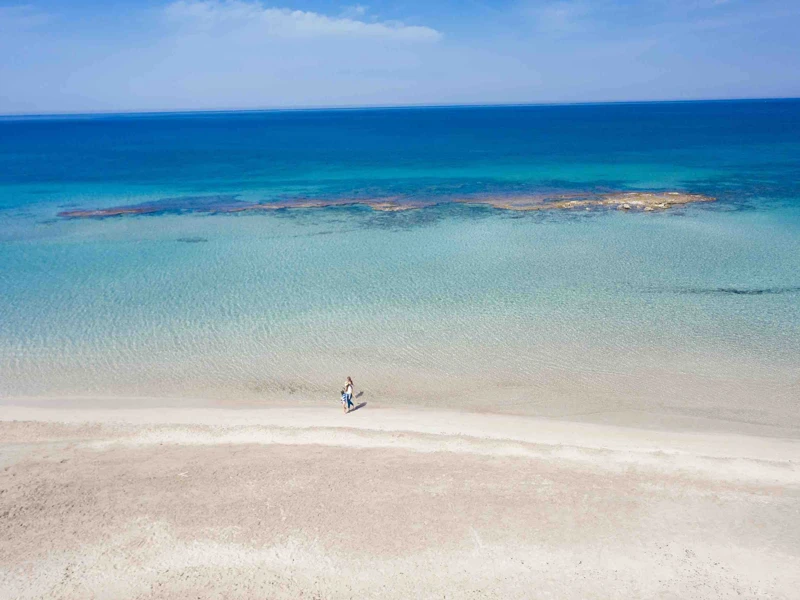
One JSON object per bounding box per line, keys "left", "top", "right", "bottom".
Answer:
{"left": 163, "top": 0, "right": 441, "bottom": 41}
{"left": 539, "top": 2, "right": 587, "bottom": 32}
{"left": 524, "top": 1, "right": 592, "bottom": 34}
{"left": 0, "top": 4, "right": 51, "bottom": 31}
{"left": 340, "top": 5, "right": 369, "bottom": 19}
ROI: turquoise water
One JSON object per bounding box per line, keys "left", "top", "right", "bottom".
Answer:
{"left": 1, "top": 101, "right": 799, "bottom": 426}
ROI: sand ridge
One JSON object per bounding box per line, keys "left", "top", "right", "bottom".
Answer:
{"left": 1, "top": 406, "right": 798, "bottom": 599}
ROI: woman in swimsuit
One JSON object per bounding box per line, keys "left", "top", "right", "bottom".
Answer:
{"left": 343, "top": 377, "right": 354, "bottom": 413}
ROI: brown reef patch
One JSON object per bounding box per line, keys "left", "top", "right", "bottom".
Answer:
{"left": 465, "top": 191, "right": 715, "bottom": 212}
{"left": 57, "top": 192, "right": 714, "bottom": 219}
{"left": 230, "top": 197, "right": 432, "bottom": 213}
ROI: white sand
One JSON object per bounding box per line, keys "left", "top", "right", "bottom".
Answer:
{"left": 1, "top": 404, "right": 799, "bottom": 598}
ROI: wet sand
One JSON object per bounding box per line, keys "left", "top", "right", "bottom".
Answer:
{"left": 1, "top": 405, "right": 799, "bottom": 599}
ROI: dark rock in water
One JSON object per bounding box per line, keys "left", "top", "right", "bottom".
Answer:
{"left": 705, "top": 286, "right": 800, "bottom": 295}
{"left": 176, "top": 237, "right": 209, "bottom": 243}
{"left": 651, "top": 286, "right": 800, "bottom": 296}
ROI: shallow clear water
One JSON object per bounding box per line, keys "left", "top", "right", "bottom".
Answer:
{"left": 1, "top": 101, "right": 799, "bottom": 426}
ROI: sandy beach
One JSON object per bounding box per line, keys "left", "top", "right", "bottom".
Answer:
{"left": 2, "top": 404, "right": 798, "bottom": 599}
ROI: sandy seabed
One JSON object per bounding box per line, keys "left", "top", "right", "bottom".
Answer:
{"left": 1, "top": 404, "right": 799, "bottom": 599}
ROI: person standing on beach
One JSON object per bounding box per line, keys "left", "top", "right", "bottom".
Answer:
{"left": 342, "top": 377, "right": 355, "bottom": 413}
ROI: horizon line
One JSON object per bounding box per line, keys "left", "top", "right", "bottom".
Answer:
{"left": 2, "top": 95, "right": 798, "bottom": 120}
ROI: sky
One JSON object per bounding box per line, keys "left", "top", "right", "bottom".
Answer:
{"left": 0, "top": 0, "right": 798, "bottom": 113}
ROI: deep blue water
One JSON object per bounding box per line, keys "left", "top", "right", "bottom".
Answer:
{"left": 1, "top": 101, "right": 799, "bottom": 425}
{"left": 2, "top": 99, "right": 799, "bottom": 210}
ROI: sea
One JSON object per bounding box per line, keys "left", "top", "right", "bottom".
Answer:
{"left": 1, "top": 100, "right": 799, "bottom": 430}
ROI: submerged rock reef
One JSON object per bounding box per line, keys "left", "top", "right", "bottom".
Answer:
{"left": 469, "top": 191, "right": 714, "bottom": 212}
{"left": 58, "top": 191, "right": 713, "bottom": 218}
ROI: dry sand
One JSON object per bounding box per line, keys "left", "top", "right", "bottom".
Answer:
{"left": 1, "top": 405, "right": 799, "bottom": 599}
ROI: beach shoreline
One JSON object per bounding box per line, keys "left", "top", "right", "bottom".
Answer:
{"left": 3, "top": 388, "right": 799, "bottom": 439}
{"left": 2, "top": 403, "right": 799, "bottom": 598}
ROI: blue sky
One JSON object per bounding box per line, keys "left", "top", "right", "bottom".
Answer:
{"left": 1, "top": 0, "right": 798, "bottom": 113}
